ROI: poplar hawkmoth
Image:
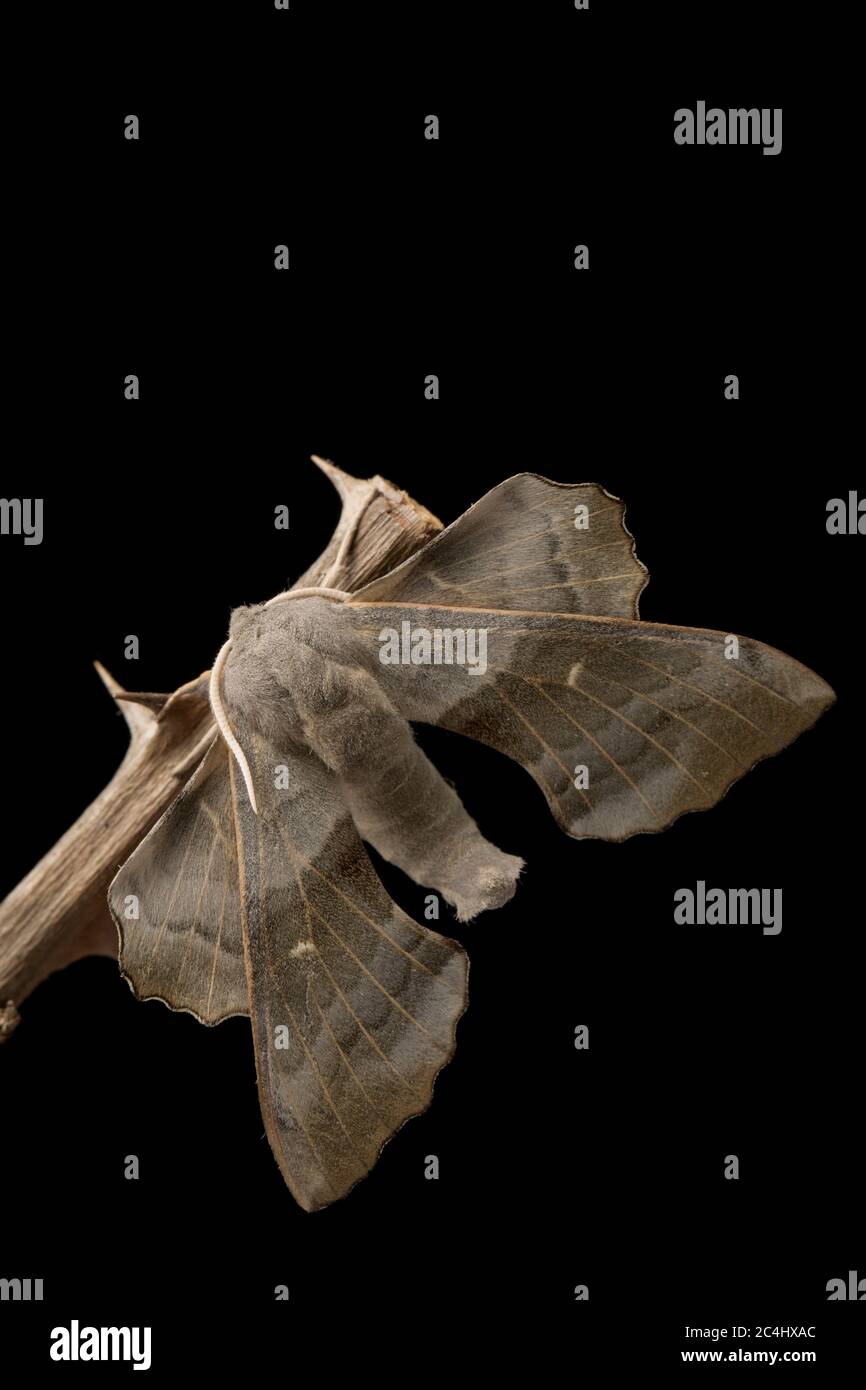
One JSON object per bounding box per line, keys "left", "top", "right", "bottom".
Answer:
{"left": 108, "top": 474, "right": 834, "bottom": 1210}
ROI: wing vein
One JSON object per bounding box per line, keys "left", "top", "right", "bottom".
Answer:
{"left": 512, "top": 675, "right": 660, "bottom": 822}
{"left": 270, "top": 818, "right": 453, "bottom": 1051}
{"left": 566, "top": 680, "right": 715, "bottom": 801}
{"left": 261, "top": 954, "right": 370, "bottom": 1179}
{"left": 305, "top": 942, "right": 424, "bottom": 1099}
{"left": 538, "top": 670, "right": 748, "bottom": 772}
{"left": 491, "top": 685, "right": 593, "bottom": 810}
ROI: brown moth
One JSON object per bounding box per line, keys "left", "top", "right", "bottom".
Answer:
{"left": 108, "top": 474, "right": 834, "bottom": 1211}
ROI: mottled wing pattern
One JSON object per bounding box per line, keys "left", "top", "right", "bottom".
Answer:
{"left": 229, "top": 726, "right": 468, "bottom": 1212}
{"left": 109, "top": 737, "right": 249, "bottom": 1022}
{"left": 343, "top": 603, "right": 835, "bottom": 842}
{"left": 352, "top": 473, "right": 647, "bottom": 618}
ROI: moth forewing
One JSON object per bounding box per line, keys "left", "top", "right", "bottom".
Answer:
{"left": 226, "top": 721, "right": 469, "bottom": 1212}
{"left": 108, "top": 737, "right": 249, "bottom": 1023}
{"left": 340, "top": 602, "right": 835, "bottom": 844}
{"left": 349, "top": 472, "right": 648, "bottom": 619}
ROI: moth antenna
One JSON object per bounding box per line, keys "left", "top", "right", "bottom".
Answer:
{"left": 263, "top": 586, "right": 350, "bottom": 608}
{"left": 320, "top": 523, "right": 358, "bottom": 589}
{"left": 209, "top": 640, "right": 259, "bottom": 815}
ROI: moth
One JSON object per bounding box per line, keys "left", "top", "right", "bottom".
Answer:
{"left": 108, "top": 474, "right": 834, "bottom": 1211}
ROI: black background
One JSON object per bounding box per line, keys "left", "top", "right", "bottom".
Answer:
{"left": 2, "top": 0, "right": 862, "bottom": 1374}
